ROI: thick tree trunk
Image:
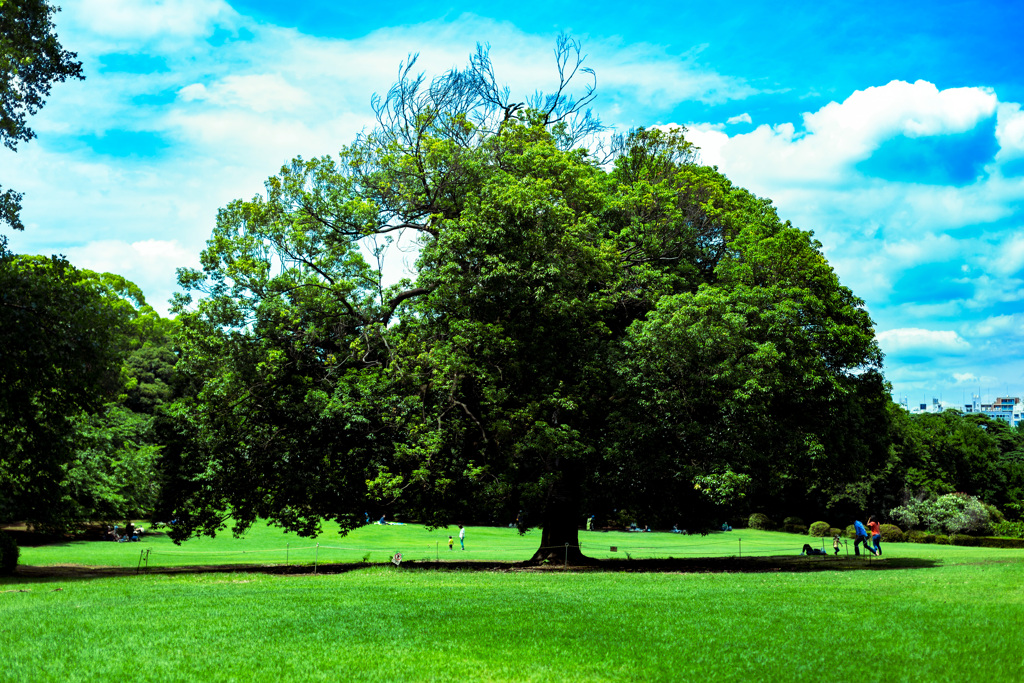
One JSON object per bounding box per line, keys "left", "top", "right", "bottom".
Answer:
{"left": 530, "top": 512, "right": 589, "bottom": 564}
{"left": 529, "top": 472, "right": 591, "bottom": 564}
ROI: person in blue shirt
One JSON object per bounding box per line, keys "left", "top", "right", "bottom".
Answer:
{"left": 853, "top": 519, "right": 873, "bottom": 555}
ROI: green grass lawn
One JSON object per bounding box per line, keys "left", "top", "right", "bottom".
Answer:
{"left": 3, "top": 527, "right": 1023, "bottom": 681}
{"left": 13, "top": 522, "right": 904, "bottom": 569}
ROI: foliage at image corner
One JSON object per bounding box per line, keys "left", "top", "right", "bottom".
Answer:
{"left": 0, "top": 0, "right": 84, "bottom": 233}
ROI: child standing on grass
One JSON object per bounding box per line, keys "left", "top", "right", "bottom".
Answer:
{"left": 833, "top": 534, "right": 842, "bottom": 555}
{"left": 448, "top": 536, "right": 454, "bottom": 551}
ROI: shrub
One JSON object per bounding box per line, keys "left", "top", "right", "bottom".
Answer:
{"left": 783, "top": 516, "right": 805, "bottom": 526}
{"left": 991, "top": 520, "right": 1024, "bottom": 539}
{"left": 907, "top": 530, "right": 928, "bottom": 543}
{"left": 829, "top": 527, "right": 842, "bottom": 538}
{"left": 879, "top": 524, "right": 905, "bottom": 543}
{"left": 748, "top": 513, "right": 774, "bottom": 530}
{"left": 0, "top": 532, "right": 18, "bottom": 575}
{"left": 935, "top": 535, "right": 950, "bottom": 545}
{"left": 784, "top": 524, "right": 808, "bottom": 535}
{"left": 890, "top": 493, "right": 992, "bottom": 535}
{"left": 923, "top": 534, "right": 936, "bottom": 544}
{"left": 984, "top": 504, "right": 1005, "bottom": 524}
{"left": 843, "top": 524, "right": 857, "bottom": 539}
{"left": 809, "top": 521, "right": 831, "bottom": 537}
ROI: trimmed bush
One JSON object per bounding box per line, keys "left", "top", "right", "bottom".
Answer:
{"left": 809, "top": 521, "right": 831, "bottom": 537}
{"left": 748, "top": 513, "right": 774, "bottom": 530}
{"left": 907, "top": 530, "right": 928, "bottom": 543}
{"left": 843, "top": 524, "right": 857, "bottom": 539}
{"left": 936, "top": 535, "right": 950, "bottom": 545}
{"left": 951, "top": 534, "right": 980, "bottom": 547}
{"left": 829, "top": 527, "right": 842, "bottom": 538}
{"left": 783, "top": 524, "right": 808, "bottom": 535}
{"left": 782, "top": 516, "right": 805, "bottom": 527}
{"left": 879, "top": 524, "right": 905, "bottom": 543}
{"left": 923, "top": 534, "right": 936, "bottom": 544}
{"left": 0, "top": 531, "right": 18, "bottom": 575}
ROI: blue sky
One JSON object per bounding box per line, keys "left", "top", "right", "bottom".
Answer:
{"left": 3, "top": 0, "right": 1024, "bottom": 405}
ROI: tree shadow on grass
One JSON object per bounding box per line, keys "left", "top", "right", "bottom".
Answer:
{"left": 3, "top": 554, "right": 939, "bottom": 584}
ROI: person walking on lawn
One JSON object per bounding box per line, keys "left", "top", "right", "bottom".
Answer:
{"left": 867, "top": 516, "right": 882, "bottom": 556}
{"left": 853, "top": 519, "right": 872, "bottom": 555}
{"left": 458, "top": 525, "right": 466, "bottom": 550}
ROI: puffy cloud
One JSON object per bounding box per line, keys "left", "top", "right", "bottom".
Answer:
{"left": 64, "top": 239, "right": 199, "bottom": 314}
{"left": 726, "top": 113, "right": 752, "bottom": 125}
{"left": 71, "top": 0, "right": 237, "bottom": 43}
{"left": 995, "top": 102, "right": 1024, "bottom": 163}
{"left": 687, "top": 80, "right": 998, "bottom": 188}
{"left": 876, "top": 328, "right": 970, "bottom": 355}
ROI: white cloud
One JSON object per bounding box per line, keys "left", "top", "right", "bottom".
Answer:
{"left": 178, "top": 74, "right": 314, "bottom": 113}
{"left": 726, "top": 113, "right": 752, "bottom": 125}
{"left": 965, "top": 314, "right": 1024, "bottom": 338}
{"left": 876, "top": 328, "right": 970, "bottom": 355}
{"left": 64, "top": 239, "right": 199, "bottom": 314}
{"left": 953, "top": 373, "right": 978, "bottom": 383}
{"left": 986, "top": 232, "right": 1024, "bottom": 276}
{"left": 995, "top": 102, "right": 1024, "bottom": 163}
{"left": 684, "top": 80, "right": 998, "bottom": 189}
{"left": 72, "top": 0, "right": 237, "bottom": 43}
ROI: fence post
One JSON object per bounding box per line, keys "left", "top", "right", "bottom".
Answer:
{"left": 564, "top": 543, "right": 569, "bottom": 567}
{"left": 136, "top": 549, "right": 145, "bottom": 574}
{"left": 315, "top": 543, "right": 319, "bottom": 574}
{"left": 738, "top": 538, "right": 741, "bottom": 558}
{"left": 436, "top": 541, "right": 438, "bottom": 562}
{"left": 286, "top": 543, "right": 289, "bottom": 567}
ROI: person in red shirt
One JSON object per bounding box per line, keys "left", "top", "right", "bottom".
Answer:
{"left": 867, "top": 515, "right": 881, "bottom": 556}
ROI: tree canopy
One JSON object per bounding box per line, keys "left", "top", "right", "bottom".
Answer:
{"left": 165, "top": 42, "right": 890, "bottom": 559}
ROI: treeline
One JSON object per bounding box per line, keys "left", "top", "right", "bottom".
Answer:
{"left": 0, "top": 253, "right": 183, "bottom": 531}
{"left": 3, "top": 258, "right": 1023, "bottom": 535}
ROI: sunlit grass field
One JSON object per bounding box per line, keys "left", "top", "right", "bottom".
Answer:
{"left": 14, "top": 522, "right": 897, "bottom": 569}
{"left": 3, "top": 525, "right": 1023, "bottom": 681}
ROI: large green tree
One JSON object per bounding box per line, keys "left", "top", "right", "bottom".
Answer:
{"left": 0, "top": 0, "right": 83, "bottom": 238}
{"left": 168, "top": 42, "right": 888, "bottom": 559}
{"left": 0, "top": 255, "right": 174, "bottom": 529}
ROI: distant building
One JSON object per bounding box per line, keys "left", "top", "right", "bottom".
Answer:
{"left": 905, "top": 397, "right": 953, "bottom": 415}
{"left": 964, "top": 395, "right": 1023, "bottom": 428}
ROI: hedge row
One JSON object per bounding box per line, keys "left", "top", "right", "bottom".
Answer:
{"left": 745, "top": 516, "right": 1024, "bottom": 547}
